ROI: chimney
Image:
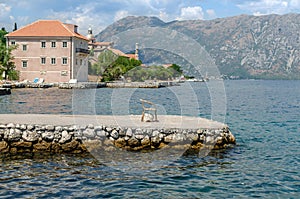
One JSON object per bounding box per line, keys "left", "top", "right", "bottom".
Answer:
{"left": 74, "top": 25, "right": 78, "bottom": 33}
{"left": 13, "top": 22, "right": 17, "bottom": 31}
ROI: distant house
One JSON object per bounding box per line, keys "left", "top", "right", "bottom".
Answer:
{"left": 5, "top": 20, "right": 89, "bottom": 83}
{"left": 86, "top": 28, "right": 139, "bottom": 65}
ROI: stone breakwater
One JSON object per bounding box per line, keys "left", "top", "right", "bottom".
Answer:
{"left": 0, "top": 122, "right": 235, "bottom": 154}
{"left": 1, "top": 81, "right": 180, "bottom": 90}
{"left": 0, "top": 88, "right": 11, "bottom": 96}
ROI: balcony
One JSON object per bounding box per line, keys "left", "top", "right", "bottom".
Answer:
{"left": 76, "top": 48, "right": 89, "bottom": 54}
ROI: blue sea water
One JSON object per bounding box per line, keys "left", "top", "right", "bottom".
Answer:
{"left": 0, "top": 80, "right": 299, "bottom": 198}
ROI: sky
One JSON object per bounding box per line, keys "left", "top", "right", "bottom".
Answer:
{"left": 1, "top": 0, "right": 300, "bottom": 35}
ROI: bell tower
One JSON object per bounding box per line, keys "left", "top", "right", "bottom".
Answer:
{"left": 135, "top": 43, "right": 139, "bottom": 60}
{"left": 86, "top": 27, "right": 95, "bottom": 43}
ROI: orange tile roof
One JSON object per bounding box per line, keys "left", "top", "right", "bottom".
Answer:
{"left": 6, "top": 20, "right": 88, "bottom": 40}
{"left": 126, "top": 54, "right": 137, "bottom": 59}
{"left": 94, "top": 42, "right": 113, "bottom": 46}
{"left": 110, "top": 48, "right": 127, "bottom": 57}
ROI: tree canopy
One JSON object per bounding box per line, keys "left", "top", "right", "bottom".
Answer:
{"left": 89, "top": 49, "right": 183, "bottom": 82}
{"left": 125, "top": 65, "right": 182, "bottom": 82}
{"left": 89, "top": 49, "right": 142, "bottom": 82}
{"left": 0, "top": 28, "right": 19, "bottom": 80}
{"left": 0, "top": 28, "right": 7, "bottom": 44}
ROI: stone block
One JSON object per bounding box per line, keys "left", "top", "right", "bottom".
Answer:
{"left": 33, "top": 141, "right": 51, "bottom": 152}
{"left": 141, "top": 136, "right": 150, "bottom": 147}
{"left": 110, "top": 130, "right": 119, "bottom": 140}
{"left": 83, "top": 129, "right": 95, "bottom": 138}
{"left": 45, "top": 125, "right": 55, "bottom": 131}
{"left": 11, "top": 141, "right": 32, "bottom": 148}
{"left": 22, "top": 131, "right": 39, "bottom": 142}
{"left": 0, "top": 141, "right": 9, "bottom": 152}
{"left": 61, "top": 140, "right": 79, "bottom": 152}
{"left": 127, "top": 137, "right": 139, "bottom": 147}
{"left": 114, "top": 138, "right": 126, "bottom": 148}
{"left": 59, "top": 131, "right": 72, "bottom": 144}
{"left": 42, "top": 132, "right": 54, "bottom": 142}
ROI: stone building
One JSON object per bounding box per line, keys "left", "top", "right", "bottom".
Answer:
{"left": 5, "top": 20, "right": 89, "bottom": 83}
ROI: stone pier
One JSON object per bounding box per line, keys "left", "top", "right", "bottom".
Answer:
{"left": 0, "top": 114, "right": 236, "bottom": 155}
{"left": 0, "top": 88, "right": 11, "bottom": 95}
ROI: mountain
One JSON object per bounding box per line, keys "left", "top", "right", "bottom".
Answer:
{"left": 96, "top": 14, "right": 300, "bottom": 79}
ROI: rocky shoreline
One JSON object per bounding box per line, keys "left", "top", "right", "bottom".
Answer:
{"left": 0, "top": 121, "right": 236, "bottom": 155}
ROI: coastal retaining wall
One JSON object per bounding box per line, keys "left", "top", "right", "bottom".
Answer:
{"left": 0, "top": 123, "right": 235, "bottom": 155}
{"left": 0, "top": 81, "right": 180, "bottom": 90}
{"left": 0, "top": 88, "right": 11, "bottom": 95}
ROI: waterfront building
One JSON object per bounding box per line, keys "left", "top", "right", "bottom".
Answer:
{"left": 5, "top": 20, "right": 89, "bottom": 83}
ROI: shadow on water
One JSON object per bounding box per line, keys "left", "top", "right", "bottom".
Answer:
{"left": 0, "top": 145, "right": 237, "bottom": 172}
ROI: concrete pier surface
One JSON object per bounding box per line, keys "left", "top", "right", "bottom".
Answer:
{"left": 0, "top": 114, "right": 225, "bottom": 130}
{"left": 0, "top": 114, "right": 235, "bottom": 154}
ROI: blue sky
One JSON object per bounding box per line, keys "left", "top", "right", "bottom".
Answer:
{"left": 1, "top": 0, "right": 300, "bottom": 35}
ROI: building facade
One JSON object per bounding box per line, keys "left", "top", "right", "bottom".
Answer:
{"left": 5, "top": 20, "right": 89, "bottom": 83}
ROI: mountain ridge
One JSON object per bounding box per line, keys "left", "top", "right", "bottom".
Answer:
{"left": 96, "top": 14, "right": 300, "bottom": 79}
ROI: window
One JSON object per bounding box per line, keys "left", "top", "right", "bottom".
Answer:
{"left": 62, "top": 57, "right": 68, "bottom": 65}
{"left": 22, "top": 61, "right": 28, "bottom": 68}
{"left": 41, "top": 41, "right": 46, "bottom": 48}
{"left": 51, "top": 58, "right": 56, "bottom": 65}
{"left": 51, "top": 41, "right": 56, "bottom": 48}
{"left": 62, "top": 41, "right": 67, "bottom": 48}
{"left": 11, "top": 41, "right": 16, "bottom": 45}
{"left": 22, "top": 45, "right": 27, "bottom": 51}
{"left": 41, "top": 57, "right": 46, "bottom": 64}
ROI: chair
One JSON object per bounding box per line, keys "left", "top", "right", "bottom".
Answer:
{"left": 140, "top": 99, "right": 158, "bottom": 122}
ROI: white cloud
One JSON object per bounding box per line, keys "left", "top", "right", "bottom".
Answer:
{"left": 290, "top": 0, "right": 300, "bottom": 7}
{"left": 177, "top": 6, "right": 204, "bottom": 20}
{"left": 0, "top": 3, "right": 12, "bottom": 29}
{"left": 206, "top": 9, "right": 217, "bottom": 19}
{"left": 47, "top": 3, "right": 109, "bottom": 35}
{"left": 237, "top": 0, "right": 300, "bottom": 15}
{"left": 159, "top": 11, "right": 170, "bottom": 22}
{"left": 114, "top": 10, "right": 130, "bottom": 22}
{"left": 0, "top": 3, "right": 11, "bottom": 18}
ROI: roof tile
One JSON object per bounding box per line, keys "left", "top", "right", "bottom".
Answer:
{"left": 6, "top": 20, "right": 88, "bottom": 40}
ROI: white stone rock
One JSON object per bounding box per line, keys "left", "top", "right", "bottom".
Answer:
{"left": 59, "top": 130, "right": 72, "bottom": 144}
{"left": 126, "top": 128, "right": 133, "bottom": 137}
{"left": 143, "top": 113, "right": 154, "bottom": 122}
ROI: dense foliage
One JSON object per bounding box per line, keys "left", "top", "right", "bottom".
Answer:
{"left": 101, "top": 56, "right": 142, "bottom": 82}
{"left": 89, "top": 49, "right": 184, "bottom": 82}
{"left": 0, "top": 28, "right": 18, "bottom": 80}
{"left": 89, "top": 49, "right": 142, "bottom": 82}
{"left": 125, "top": 65, "right": 182, "bottom": 82}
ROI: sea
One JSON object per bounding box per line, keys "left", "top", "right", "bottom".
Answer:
{"left": 0, "top": 80, "right": 299, "bottom": 198}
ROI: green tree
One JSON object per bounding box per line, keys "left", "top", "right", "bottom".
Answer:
{"left": 169, "top": 64, "right": 183, "bottom": 74}
{"left": 0, "top": 28, "right": 18, "bottom": 80}
{"left": 0, "top": 43, "right": 18, "bottom": 80}
{"left": 89, "top": 50, "right": 118, "bottom": 77}
{"left": 0, "top": 28, "right": 7, "bottom": 44}
{"left": 100, "top": 51, "right": 142, "bottom": 82}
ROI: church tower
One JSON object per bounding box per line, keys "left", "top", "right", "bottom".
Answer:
{"left": 86, "top": 27, "right": 95, "bottom": 43}
{"left": 135, "top": 43, "right": 139, "bottom": 60}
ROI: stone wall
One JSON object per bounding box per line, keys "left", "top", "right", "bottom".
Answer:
{"left": 0, "top": 123, "right": 236, "bottom": 154}
{"left": 0, "top": 88, "right": 11, "bottom": 95}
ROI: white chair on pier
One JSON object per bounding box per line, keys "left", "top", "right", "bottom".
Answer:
{"left": 140, "top": 99, "right": 158, "bottom": 122}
